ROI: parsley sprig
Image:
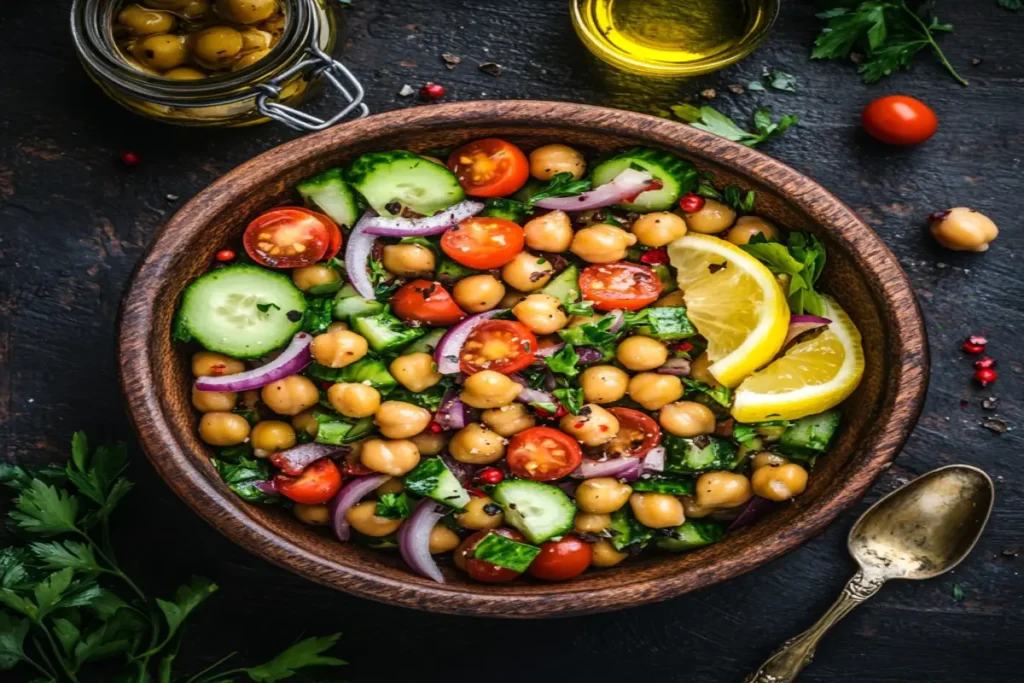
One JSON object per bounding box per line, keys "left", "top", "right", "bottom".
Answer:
{"left": 671, "top": 104, "right": 798, "bottom": 147}
{"left": 812, "top": 1, "right": 967, "bottom": 86}
{"left": 0, "top": 433, "right": 346, "bottom": 682}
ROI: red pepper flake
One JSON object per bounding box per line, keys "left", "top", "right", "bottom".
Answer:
{"left": 215, "top": 249, "right": 236, "bottom": 262}
{"left": 534, "top": 404, "right": 567, "bottom": 418}
{"left": 678, "top": 193, "right": 705, "bottom": 213}
{"left": 599, "top": 424, "right": 609, "bottom": 432}
{"left": 210, "top": 363, "right": 227, "bottom": 376}
{"left": 466, "top": 487, "right": 486, "bottom": 498}
{"left": 420, "top": 82, "right": 445, "bottom": 100}
{"left": 961, "top": 335, "right": 988, "bottom": 354}
{"left": 428, "top": 422, "right": 443, "bottom": 433}
{"left": 119, "top": 151, "right": 140, "bottom": 167}
{"left": 478, "top": 467, "right": 504, "bottom": 484}
{"left": 319, "top": 381, "right": 333, "bottom": 389}
{"left": 974, "top": 357, "right": 996, "bottom": 370}
{"left": 973, "top": 367, "right": 997, "bottom": 387}
{"left": 640, "top": 248, "right": 669, "bottom": 266}
{"left": 673, "top": 342, "right": 694, "bottom": 353}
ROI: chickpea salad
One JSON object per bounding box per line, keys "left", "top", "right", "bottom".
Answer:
{"left": 173, "top": 138, "right": 865, "bottom": 584}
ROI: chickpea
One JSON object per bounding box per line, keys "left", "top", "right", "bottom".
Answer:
{"left": 579, "top": 365, "right": 629, "bottom": 404}
{"left": 198, "top": 412, "right": 250, "bottom": 446}
{"left": 752, "top": 463, "right": 809, "bottom": 501}
{"left": 239, "top": 28, "right": 272, "bottom": 52}
{"left": 250, "top": 420, "right": 296, "bottom": 453}
{"left": 499, "top": 288, "right": 529, "bottom": 309}
{"left": 695, "top": 471, "right": 752, "bottom": 509}
{"left": 659, "top": 401, "right": 717, "bottom": 438}
{"left": 192, "top": 351, "right": 245, "bottom": 378}
{"left": 575, "top": 477, "right": 632, "bottom": 514}
{"left": 590, "top": 540, "right": 629, "bottom": 567}
{"left": 460, "top": 370, "right": 522, "bottom": 409}
{"left": 291, "top": 410, "right": 319, "bottom": 438}
{"left": 215, "top": 0, "right": 277, "bottom": 23}
{"left": 327, "top": 383, "right": 381, "bottom": 419}
{"left": 481, "top": 403, "right": 535, "bottom": 437}
{"left": 429, "top": 524, "right": 461, "bottom": 554}
{"left": 449, "top": 423, "right": 506, "bottom": 465}
{"left": 118, "top": 4, "right": 177, "bottom": 35}
{"left": 327, "top": 321, "right": 349, "bottom": 333}
{"left": 452, "top": 274, "right": 505, "bottom": 313}
{"left": 574, "top": 512, "right": 611, "bottom": 534}
{"left": 376, "top": 477, "right": 404, "bottom": 496}
{"left": 628, "top": 372, "right": 684, "bottom": 411}
{"left": 688, "top": 353, "right": 721, "bottom": 388}
{"left": 929, "top": 207, "right": 999, "bottom": 252}
{"left": 360, "top": 438, "right": 420, "bottom": 476}
{"left": 681, "top": 496, "right": 716, "bottom": 519}
{"left": 560, "top": 404, "right": 620, "bottom": 447}
{"left": 164, "top": 67, "right": 207, "bottom": 80}
{"left": 261, "top": 375, "right": 319, "bottom": 416}
{"left": 291, "top": 264, "right": 340, "bottom": 292}
{"left": 617, "top": 335, "right": 668, "bottom": 371}
{"left": 683, "top": 198, "right": 736, "bottom": 234}
{"left": 570, "top": 224, "right": 637, "bottom": 263}
{"left": 726, "top": 215, "right": 777, "bottom": 246}
{"left": 409, "top": 430, "right": 449, "bottom": 456}
{"left": 191, "top": 386, "right": 237, "bottom": 413}
{"left": 750, "top": 452, "right": 789, "bottom": 470}
{"left": 512, "top": 293, "right": 568, "bottom": 335}
{"left": 629, "top": 492, "right": 685, "bottom": 529}
{"left": 382, "top": 243, "right": 436, "bottom": 278}
{"left": 390, "top": 353, "right": 442, "bottom": 392}
{"left": 523, "top": 210, "right": 574, "bottom": 252}
{"left": 374, "top": 401, "right": 432, "bottom": 439}
{"left": 529, "top": 144, "right": 586, "bottom": 181}
{"left": 310, "top": 329, "right": 368, "bottom": 368}
{"left": 654, "top": 291, "right": 686, "bottom": 308}
{"left": 293, "top": 503, "right": 330, "bottom": 526}
{"left": 192, "top": 26, "right": 243, "bottom": 69}
{"left": 232, "top": 49, "right": 270, "bottom": 71}
{"left": 631, "top": 212, "right": 688, "bottom": 247}
{"left": 501, "top": 252, "right": 554, "bottom": 292}
{"left": 456, "top": 496, "right": 503, "bottom": 530}
{"left": 346, "top": 501, "right": 403, "bottom": 537}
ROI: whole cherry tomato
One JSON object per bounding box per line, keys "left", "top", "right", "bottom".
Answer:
{"left": 274, "top": 458, "right": 341, "bottom": 505}
{"left": 527, "top": 534, "right": 593, "bottom": 581}
{"left": 861, "top": 95, "right": 937, "bottom": 146}
{"left": 390, "top": 280, "right": 466, "bottom": 326}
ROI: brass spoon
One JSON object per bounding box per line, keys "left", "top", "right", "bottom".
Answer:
{"left": 745, "top": 464, "right": 994, "bottom": 683}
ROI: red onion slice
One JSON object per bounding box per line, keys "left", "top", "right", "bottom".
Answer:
{"left": 398, "top": 499, "right": 447, "bottom": 583}
{"left": 434, "top": 388, "right": 470, "bottom": 430}
{"left": 643, "top": 446, "right": 665, "bottom": 473}
{"left": 605, "top": 309, "right": 625, "bottom": 333}
{"left": 572, "top": 456, "right": 642, "bottom": 481}
{"left": 509, "top": 374, "right": 558, "bottom": 407}
{"left": 251, "top": 480, "right": 279, "bottom": 497}
{"left": 655, "top": 358, "right": 692, "bottom": 377}
{"left": 727, "top": 496, "right": 777, "bottom": 531}
{"left": 785, "top": 315, "right": 832, "bottom": 346}
{"left": 270, "top": 443, "right": 341, "bottom": 476}
{"left": 576, "top": 346, "right": 603, "bottom": 365}
{"left": 362, "top": 200, "right": 484, "bottom": 237}
{"left": 534, "top": 342, "right": 566, "bottom": 358}
{"left": 328, "top": 474, "right": 390, "bottom": 542}
{"left": 344, "top": 212, "right": 378, "bottom": 299}
{"left": 433, "top": 309, "right": 507, "bottom": 374}
{"left": 533, "top": 169, "right": 659, "bottom": 211}
{"left": 194, "top": 333, "right": 313, "bottom": 392}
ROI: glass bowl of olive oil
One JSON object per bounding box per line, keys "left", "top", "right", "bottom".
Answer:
{"left": 571, "top": 0, "right": 780, "bottom": 77}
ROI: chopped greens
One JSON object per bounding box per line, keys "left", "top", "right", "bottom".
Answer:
{"left": 376, "top": 492, "right": 412, "bottom": 519}
{"left": 740, "top": 232, "right": 827, "bottom": 316}
{"left": 671, "top": 104, "right": 798, "bottom": 147}
{"left": 525, "top": 172, "right": 592, "bottom": 208}
{"left": 545, "top": 344, "right": 581, "bottom": 377}
{"left": 471, "top": 533, "right": 541, "bottom": 572}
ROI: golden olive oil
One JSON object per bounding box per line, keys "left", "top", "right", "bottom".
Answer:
{"left": 572, "top": 0, "right": 778, "bottom": 77}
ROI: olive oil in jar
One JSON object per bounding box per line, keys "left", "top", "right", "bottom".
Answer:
{"left": 571, "top": 0, "right": 779, "bottom": 77}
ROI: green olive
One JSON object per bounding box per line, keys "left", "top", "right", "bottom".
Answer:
{"left": 232, "top": 49, "right": 271, "bottom": 71}
{"left": 118, "top": 4, "right": 177, "bottom": 35}
{"left": 163, "top": 66, "right": 207, "bottom": 80}
{"left": 141, "top": 0, "right": 192, "bottom": 9}
{"left": 239, "top": 28, "right": 272, "bottom": 52}
{"left": 132, "top": 34, "right": 190, "bottom": 71}
{"left": 215, "top": 0, "right": 278, "bottom": 24}
{"left": 193, "top": 26, "right": 244, "bottom": 68}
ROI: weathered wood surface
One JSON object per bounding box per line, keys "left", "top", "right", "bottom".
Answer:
{"left": 1, "top": 0, "right": 1021, "bottom": 681}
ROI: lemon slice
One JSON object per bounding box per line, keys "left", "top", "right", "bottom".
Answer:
{"left": 731, "top": 296, "right": 865, "bottom": 422}
{"left": 667, "top": 234, "right": 789, "bottom": 388}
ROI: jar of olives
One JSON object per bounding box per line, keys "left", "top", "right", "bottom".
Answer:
{"left": 70, "top": 0, "right": 367, "bottom": 129}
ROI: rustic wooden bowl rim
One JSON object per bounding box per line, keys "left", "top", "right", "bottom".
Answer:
{"left": 118, "top": 100, "right": 928, "bottom": 618}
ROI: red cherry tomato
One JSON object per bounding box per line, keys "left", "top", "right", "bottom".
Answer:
{"left": 390, "top": 280, "right": 466, "bottom": 326}
{"left": 506, "top": 427, "right": 583, "bottom": 482}
{"left": 459, "top": 320, "right": 537, "bottom": 375}
{"left": 527, "top": 535, "right": 593, "bottom": 581}
{"left": 447, "top": 138, "right": 530, "bottom": 197}
{"left": 454, "top": 528, "right": 526, "bottom": 583}
{"left": 243, "top": 207, "right": 334, "bottom": 268}
{"left": 861, "top": 95, "right": 937, "bottom": 146}
{"left": 441, "top": 217, "right": 525, "bottom": 270}
{"left": 274, "top": 458, "right": 341, "bottom": 505}
{"left": 579, "top": 262, "right": 662, "bottom": 311}
{"left": 590, "top": 407, "right": 662, "bottom": 459}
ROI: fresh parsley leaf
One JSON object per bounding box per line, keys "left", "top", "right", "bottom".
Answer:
{"left": 9, "top": 480, "right": 80, "bottom": 536}
{"left": 0, "top": 549, "right": 32, "bottom": 591}
{"left": 155, "top": 576, "right": 218, "bottom": 642}
{"left": 545, "top": 345, "right": 581, "bottom": 378}
{"left": 526, "top": 172, "right": 592, "bottom": 208}
{"left": 671, "top": 104, "right": 797, "bottom": 147}
{"left": 682, "top": 378, "right": 732, "bottom": 407}
{"left": 746, "top": 80, "right": 766, "bottom": 91}
{"left": 767, "top": 70, "right": 797, "bottom": 92}
{"left": 553, "top": 387, "right": 585, "bottom": 415}
{"left": 999, "top": 0, "right": 1021, "bottom": 10}
{"left": 563, "top": 300, "right": 595, "bottom": 316}
{"left": 695, "top": 171, "right": 723, "bottom": 200}
{"left": 302, "top": 297, "right": 334, "bottom": 335}
{"left": 65, "top": 433, "right": 129, "bottom": 509}
{"left": 722, "top": 185, "right": 757, "bottom": 214}
{"left": 732, "top": 423, "right": 759, "bottom": 448}
{"left": 29, "top": 540, "right": 100, "bottom": 573}
{"left": 33, "top": 567, "right": 75, "bottom": 619}
{"left": 210, "top": 455, "right": 279, "bottom": 504}
{"left": 388, "top": 378, "right": 451, "bottom": 411}
{"left": 740, "top": 233, "right": 827, "bottom": 316}
{"left": 245, "top": 633, "right": 346, "bottom": 682}
{"left": 256, "top": 302, "right": 280, "bottom": 313}
{"left": 375, "top": 493, "right": 412, "bottom": 519}
{"left": 0, "top": 612, "right": 31, "bottom": 671}
{"left": 0, "top": 462, "right": 65, "bottom": 492}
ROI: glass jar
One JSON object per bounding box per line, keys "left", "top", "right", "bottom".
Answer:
{"left": 70, "top": 0, "right": 367, "bottom": 130}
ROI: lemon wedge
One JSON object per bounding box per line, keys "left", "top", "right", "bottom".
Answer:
{"left": 667, "top": 234, "right": 789, "bottom": 388}
{"left": 731, "top": 296, "right": 865, "bottom": 422}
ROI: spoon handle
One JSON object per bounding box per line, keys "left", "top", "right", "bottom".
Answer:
{"left": 744, "top": 570, "right": 885, "bottom": 683}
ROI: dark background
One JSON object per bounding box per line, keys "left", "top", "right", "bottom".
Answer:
{"left": 2, "top": 1, "right": 1022, "bottom": 681}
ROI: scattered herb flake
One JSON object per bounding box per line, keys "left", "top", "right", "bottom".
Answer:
{"left": 952, "top": 582, "right": 964, "bottom": 601}
{"left": 768, "top": 70, "right": 798, "bottom": 92}
{"left": 998, "top": 0, "right": 1021, "bottom": 10}
{"left": 441, "top": 52, "right": 462, "bottom": 69}
{"left": 478, "top": 62, "right": 503, "bottom": 76}
{"left": 670, "top": 104, "right": 797, "bottom": 147}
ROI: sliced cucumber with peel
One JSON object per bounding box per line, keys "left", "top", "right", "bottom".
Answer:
{"left": 591, "top": 147, "right": 697, "bottom": 212}
{"left": 345, "top": 151, "right": 465, "bottom": 217}
{"left": 296, "top": 168, "right": 361, "bottom": 228}
{"left": 491, "top": 480, "right": 576, "bottom": 544}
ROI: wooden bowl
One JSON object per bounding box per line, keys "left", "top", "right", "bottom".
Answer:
{"left": 118, "top": 101, "right": 928, "bottom": 617}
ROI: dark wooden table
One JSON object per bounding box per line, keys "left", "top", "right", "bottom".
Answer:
{"left": 2, "top": 1, "right": 1022, "bottom": 681}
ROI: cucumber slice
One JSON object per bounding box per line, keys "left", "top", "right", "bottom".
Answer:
{"left": 332, "top": 285, "right": 385, "bottom": 321}
{"left": 404, "top": 328, "right": 446, "bottom": 355}
{"left": 631, "top": 476, "right": 695, "bottom": 495}
{"left": 663, "top": 435, "right": 738, "bottom": 475}
{"left": 591, "top": 147, "right": 697, "bottom": 212}
{"left": 608, "top": 506, "right": 654, "bottom": 551}
{"left": 780, "top": 410, "right": 841, "bottom": 452}
{"left": 296, "top": 168, "right": 361, "bottom": 229}
{"left": 435, "top": 257, "right": 480, "bottom": 286}
{"left": 404, "top": 457, "right": 470, "bottom": 509}
{"left": 350, "top": 311, "right": 426, "bottom": 353}
{"left": 480, "top": 197, "right": 530, "bottom": 223}
{"left": 175, "top": 264, "right": 305, "bottom": 359}
{"left": 345, "top": 151, "right": 465, "bottom": 217}
{"left": 491, "top": 480, "right": 576, "bottom": 544}
{"left": 305, "top": 357, "right": 397, "bottom": 392}
{"left": 539, "top": 264, "right": 580, "bottom": 303}
{"left": 655, "top": 520, "right": 725, "bottom": 552}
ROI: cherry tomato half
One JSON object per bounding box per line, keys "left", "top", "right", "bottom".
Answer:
{"left": 527, "top": 534, "right": 593, "bottom": 581}
{"left": 591, "top": 407, "right": 662, "bottom": 459}
{"left": 441, "top": 217, "right": 525, "bottom": 270}
{"left": 454, "top": 528, "right": 527, "bottom": 583}
{"left": 861, "top": 95, "right": 937, "bottom": 146}
{"left": 390, "top": 280, "right": 466, "bottom": 326}
{"left": 448, "top": 138, "right": 530, "bottom": 197}
{"left": 243, "top": 207, "right": 333, "bottom": 268}
{"left": 460, "top": 320, "right": 537, "bottom": 375}
{"left": 507, "top": 427, "right": 583, "bottom": 482}
{"left": 579, "top": 262, "right": 662, "bottom": 311}
{"left": 274, "top": 458, "right": 341, "bottom": 505}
